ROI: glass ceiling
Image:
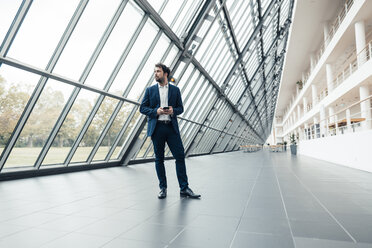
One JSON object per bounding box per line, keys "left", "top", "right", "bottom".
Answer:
{"left": 0, "top": 0, "right": 294, "bottom": 177}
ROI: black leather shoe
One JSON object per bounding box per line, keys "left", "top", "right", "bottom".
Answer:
{"left": 158, "top": 188, "right": 167, "bottom": 199}
{"left": 180, "top": 188, "right": 201, "bottom": 198}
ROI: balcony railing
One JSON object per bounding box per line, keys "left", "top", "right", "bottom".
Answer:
{"left": 301, "top": 95, "right": 372, "bottom": 141}
{"left": 283, "top": 0, "right": 355, "bottom": 119}
{"left": 285, "top": 38, "right": 372, "bottom": 128}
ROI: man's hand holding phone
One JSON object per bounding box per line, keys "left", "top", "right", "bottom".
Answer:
{"left": 157, "top": 106, "right": 173, "bottom": 115}
{"left": 162, "top": 106, "right": 173, "bottom": 115}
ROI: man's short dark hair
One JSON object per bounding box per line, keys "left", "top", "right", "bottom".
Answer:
{"left": 155, "top": 63, "right": 170, "bottom": 76}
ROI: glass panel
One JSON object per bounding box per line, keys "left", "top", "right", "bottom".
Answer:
{"left": 70, "top": 96, "right": 120, "bottom": 163}
{"left": 0, "top": 0, "right": 22, "bottom": 43}
{"left": 127, "top": 34, "right": 170, "bottom": 101}
{"left": 172, "top": 61, "right": 186, "bottom": 82}
{"left": 195, "top": 21, "right": 221, "bottom": 66}
{"left": 5, "top": 79, "right": 74, "bottom": 168}
{"left": 177, "top": 64, "right": 194, "bottom": 91}
{"left": 184, "top": 79, "right": 207, "bottom": 119}
{"left": 109, "top": 20, "right": 158, "bottom": 96}
{"left": 164, "top": 45, "right": 179, "bottom": 69}
{"left": 111, "top": 110, "right": 142, "bottom": 160}
{"left": 194, "top": 87, "right": 216, "bottom": 122}
{"left": 182, "top": 71, "right": 201, "bottom": 109}
{"left": 159, "top": 1, "right": 185, "bottom": 30}
{"left": 261, "top": 0, "right": 271, "bottom": 14}
{"left": 7, "top": 0, "right": 81, "bottom": 69}
{"left": 146, "top": 0, "right": 166, "bottom": 12}
{"left": 280, "top": 0, "right": 290, "bottom": 26}
{"left": 84, "top": 1, "right": 144, "bottom": 90}
{"left": 42, "top": 89, "right": 97, "bottom": 165}
{"left": 171, "top": 0, "right": 203, "bottom": 37}
{"left": 0, "top": 65, "right": 39, "bottom": 149}
{"left": 53, "top": 0, "right": 121, "bottom": 80}
{"left": 92, "top": 102, "right": 136, "bottom": 161}
{"left": 136, "top": 136, "right": 151, "bottom": 158}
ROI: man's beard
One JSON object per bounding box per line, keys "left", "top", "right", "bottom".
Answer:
{"left": 155, "top": 77, "right": 164, "bottom": 83}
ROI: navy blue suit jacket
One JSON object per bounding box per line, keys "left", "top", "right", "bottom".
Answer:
{"left": 140, "top": 83, "right": 184, "bottom": 136}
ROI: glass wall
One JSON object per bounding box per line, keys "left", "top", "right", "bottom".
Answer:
{"left": 0, "top": 0, "right": 294, "bottom": 175}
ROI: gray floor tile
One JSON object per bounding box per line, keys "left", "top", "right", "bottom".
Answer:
{"left": 39, "top": 233, "right": 112, "bottom": 248}
{"left": 76, "top": 218, "right": 139, "bottom": 237}
{"left": 102, "top": 238, "right": 165, "bottom": 248}
{"left": 231, "top": 232, "right": 295, "bottom": 248}
{"left": 295, "top": 237, "right": 372, "bottom": 248}
{"left": 0, "top": 228, "right": 68, "bottom": 248}
{"left": 118, "top": 223, "right": 183, "bottom": 244}
{"left": 290, "top": 219, "right": 353, "bottom": 242}
{"left": 238, "top": 216, "right": 291, "bottom": 235}
{"left": 170, "top": 226, "right": 235, "bottom": 248}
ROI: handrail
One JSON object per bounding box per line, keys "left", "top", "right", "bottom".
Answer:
{"left": 328, "top": 95, "right": 372, "bottom": 120}
{"left": 300, "top": 95, "right": 371, "bottom": 140}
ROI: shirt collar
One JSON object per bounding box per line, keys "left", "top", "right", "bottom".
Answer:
{"left": 158, "top": 83, "right": 169, "bottom": 89}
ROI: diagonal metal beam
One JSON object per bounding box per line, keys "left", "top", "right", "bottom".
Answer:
{"left": 133, "top": 0, "right": 184, "bottom": 49}
{"left": 221, "top": 0, "right": 278, "bottom": 88}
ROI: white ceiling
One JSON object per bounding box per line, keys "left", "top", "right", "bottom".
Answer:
{"left": 276, "top": 0, "right": 344, "bottom": 116}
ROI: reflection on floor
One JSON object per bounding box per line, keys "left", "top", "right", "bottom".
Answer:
{"left": 0, "top": 150, "right": 372, "bottom": 248}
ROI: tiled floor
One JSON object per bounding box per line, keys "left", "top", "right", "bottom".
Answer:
{"left": 1, "top": 150, "right": 372, "bottom": 247}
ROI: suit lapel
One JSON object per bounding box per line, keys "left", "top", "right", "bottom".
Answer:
{"left": 155, "top": 84, "right": 160, "bottom": 106}
{"left": 168, "top": 84, "right": 172, "bottom": 103}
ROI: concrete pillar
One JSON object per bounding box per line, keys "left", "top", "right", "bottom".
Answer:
{"left": 360, "top": 85, "right": 371, "bottom": 130}
{"left": 355, "top": 20, "right": 366, "bottom": 66}
{"left": 334, "top": 114, "right": 339, "bottom": 135}
{"left": 320, "top": 105, "right": 326, "bottom": 137}
{"left": 302, "top": 72, "right": 305, "bottom": 84}
{"left": 303, "top": 97, "right": 308, "bottom": 113}
{"left": 310, "top": 53, "right": 316, "bottom": 71}
{"left": 312, "top": 85, "right": 318, "bottom": 106}
{"left": 329, "top": 106, "right": 335, "bottom": 124}
{"left": 346, "top": 108, "right": 351, "bottom": 132}
{"left": 326, "top": 64, "right": 334, "bottom": 92}
{"left": 313, "top": 116, "right": 318, "bottom": 139}
{"left": 324, "top": 21, "right": 330, "bottom": 46}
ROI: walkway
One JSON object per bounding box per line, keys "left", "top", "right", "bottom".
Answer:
{"left": 0, "top": 150, "right": 372, "bottom": 247}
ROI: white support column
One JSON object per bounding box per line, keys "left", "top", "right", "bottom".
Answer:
{"left": 355, "top": 20, "right": 366, "bottom": 66}
{"left": 346, "top": 108, "right": 351, "bottom": 132}
{"left": 297, "top": 105, "right": 301, "bottom": 121}
{"left": 313, "top": 116, "right": 319, "bottom": 138}
{"left": 323, "top": 21, "right": 330, "bottom": 46}
{"left": 360, "top": 85, "right": 371, "bottom": 130}
{"left": 298, "top": 127, "right": 303, "bottom": 141}
{"left": 326, "top": 64, "right": 334, "bottom": 92}
{"left": 320, "top": 105, "right": 326, "bottom": 137}
{"left": 312, "top": 84, "right": 318, "bottom": 106}
{"left": 302, "top": 72, "right": 305, "bottom": 84}
{"left": 329, "top": 106, "right": 335, "bottom": 124}
{"left": 310, "top": 53, "right": 316, "bottom": 71}
{"left": 303, "top": 97, "right": 307, "bottom": 113}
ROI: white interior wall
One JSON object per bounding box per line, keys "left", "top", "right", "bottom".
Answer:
{"left": 299, "top": 130, "right": 372, "bottom": 172}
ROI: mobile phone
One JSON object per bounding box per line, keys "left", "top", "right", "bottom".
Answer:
{"left": 163, "top": 106, "right": 169, "bottom": 110}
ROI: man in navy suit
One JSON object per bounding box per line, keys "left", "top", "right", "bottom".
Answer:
{"left": 140, "top": 63, "right": 200, "bottom": 199}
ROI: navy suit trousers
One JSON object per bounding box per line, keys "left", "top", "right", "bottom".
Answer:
{"left": 151, "top": 122, "right": 189, "bottom": 191}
